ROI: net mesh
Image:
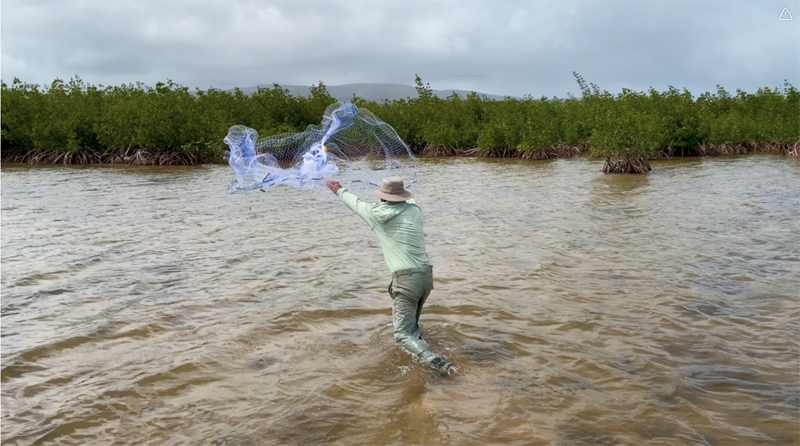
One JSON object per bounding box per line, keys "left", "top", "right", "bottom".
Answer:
{"left": 224, "top": 102, "right": 417, "bottom": 197}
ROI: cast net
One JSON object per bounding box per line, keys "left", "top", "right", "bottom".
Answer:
{"left": 224, "top": 102, "right": 417, "bottom": 197}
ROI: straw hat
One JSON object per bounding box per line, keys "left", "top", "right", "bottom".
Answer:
{"left": 373, "top": 177, "right": 413, "bottom": 202}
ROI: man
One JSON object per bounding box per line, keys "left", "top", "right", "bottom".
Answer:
{"left": 326, "top": 177, "right": 457, "bottom": 376}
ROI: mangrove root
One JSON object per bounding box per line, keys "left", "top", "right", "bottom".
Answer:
{"left": 418, "top": 141, "right": 589, "bottom": 159}
{"left": 1, "top": 146, "right": 210, "bottom": 165}
{"left": 652, "top": 141, "right": 800, "bottom": 158}
{"left": 421, "top": 145, "right": 459, "bottom": 157}
{"left": 603, "top": 154, "right": 652, "bottom": 174}
{"left": 786, "top": 141, "right": 800, "bottom": 157}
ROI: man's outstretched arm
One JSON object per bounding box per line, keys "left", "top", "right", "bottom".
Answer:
{"left": 326, "top": 180, "right": 375, "bottom": 226}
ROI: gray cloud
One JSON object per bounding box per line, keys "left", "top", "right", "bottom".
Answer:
{"left": 2, "top": 0, "right": 798, "bottom": 98}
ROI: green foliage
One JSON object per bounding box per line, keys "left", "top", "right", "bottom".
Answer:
{"left": 695, "top": 82, "right": 800, "bottom": 144}
{"left": 0, "top": 76, "right": 337, "bottom": 161}
{"left": 590, "top": 88, "right": 662, "bottom": 158}
{"left": 2, "top": 74, "right": 798, "bottom": 162}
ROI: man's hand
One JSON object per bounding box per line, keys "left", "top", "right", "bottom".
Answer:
{"left": 326, "top": 179, "right": 343, "bottom": 195}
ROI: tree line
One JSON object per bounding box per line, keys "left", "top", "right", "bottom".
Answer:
{"left": 2, "top": 74, "right": 798, "bottom": 170}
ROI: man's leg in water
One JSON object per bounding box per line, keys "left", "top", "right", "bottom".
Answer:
{"left": 389, "top": 268, "right": 437, "bottom": 365}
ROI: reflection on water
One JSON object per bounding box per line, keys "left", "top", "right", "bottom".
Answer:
{"left": 2, "top": 155, "right": 799, "bottom": 445}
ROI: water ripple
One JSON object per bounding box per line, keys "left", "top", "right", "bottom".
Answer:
{"left": 2, "top": 156, "right": 799, "bottom": 445}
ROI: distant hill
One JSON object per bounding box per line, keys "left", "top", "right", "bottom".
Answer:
{"left": 229, "top": 83, "right": 517, "bottom": 102}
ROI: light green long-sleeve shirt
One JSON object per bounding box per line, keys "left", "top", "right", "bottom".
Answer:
{"left": 337, "top": 188, "right": 432, "bottom": 273}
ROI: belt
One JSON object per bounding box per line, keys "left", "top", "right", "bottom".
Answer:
{"left": 392, "top": 265, "right": 433, "bottom": 278}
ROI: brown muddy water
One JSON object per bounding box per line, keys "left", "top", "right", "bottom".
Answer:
{"left": 2, "top": 156, "right": 799, "bottom": 445}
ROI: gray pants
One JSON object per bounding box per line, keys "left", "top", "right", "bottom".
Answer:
{"left": 388, "top": 266, "right": 437, "bottom": 365}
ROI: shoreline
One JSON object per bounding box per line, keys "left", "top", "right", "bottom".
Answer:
{"left": 2, "top": 141, "right": 798, "bottom": 166}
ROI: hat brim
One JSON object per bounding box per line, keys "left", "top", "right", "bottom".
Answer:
{"left": 374, "top": 189, "right": 413, "bottom": 202}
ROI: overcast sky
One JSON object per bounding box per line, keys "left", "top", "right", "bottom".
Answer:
{"left": 2, "top": 0, "right": 798, "bottom": 98}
